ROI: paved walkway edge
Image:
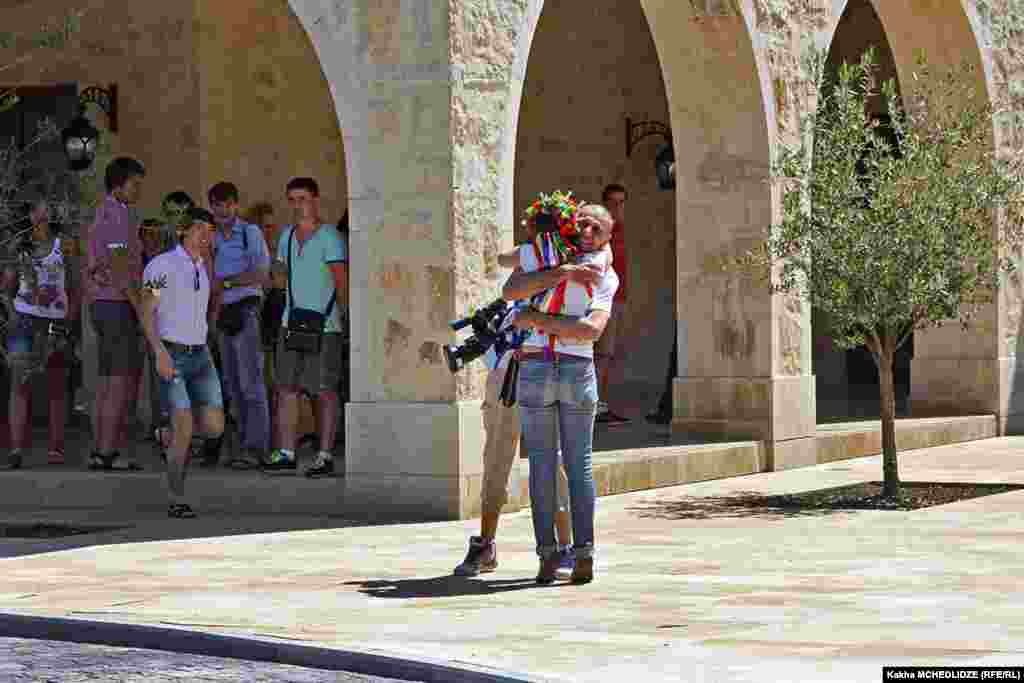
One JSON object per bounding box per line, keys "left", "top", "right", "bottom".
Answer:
{"left": 0, "top": 612, "right": 552, "bottom": 683}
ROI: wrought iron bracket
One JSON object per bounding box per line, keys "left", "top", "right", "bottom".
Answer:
{"left": 78, "top": 84, "right": 118, "bottom": 133}
{"left": 626, "top": 116, "right": 671, "bottom": 158}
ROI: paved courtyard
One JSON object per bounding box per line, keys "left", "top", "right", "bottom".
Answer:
{"left": 1, "top": 437, "right": 1023, "bottom": 682}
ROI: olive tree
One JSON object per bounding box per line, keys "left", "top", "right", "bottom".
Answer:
{"left": 751, "top": 50, "right": 1024, "bottom": 498}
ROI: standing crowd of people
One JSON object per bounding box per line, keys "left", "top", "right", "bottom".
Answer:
{"left": 4, "top": 162, "right": 646, "bottom": 584}
{"left": 2, "top": 157, "right": 350, "bottom": 519}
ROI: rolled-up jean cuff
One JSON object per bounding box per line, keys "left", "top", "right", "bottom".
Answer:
{"left": 574, "top": 543, "right": 595, "bottom": 560}
{"left": 536, "top": 544, "right": 559, "bottom": 559}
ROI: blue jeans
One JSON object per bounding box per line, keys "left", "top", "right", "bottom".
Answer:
{"left": 218, "top": 306, "right": 269, "bottom": 451}
{"left": 518, "top": 356, "right": 598, "bottom": 560}
{"left": 159, "top": 346, "right": 224, "bottom": 416}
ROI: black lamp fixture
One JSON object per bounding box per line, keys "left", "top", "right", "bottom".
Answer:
{"left": 62, "top": 84, "right": 118, "bottom": 171}
{"left": 625, "top": 116, "right": 675, "bottom": 190}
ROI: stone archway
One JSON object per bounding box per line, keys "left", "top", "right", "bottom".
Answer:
{"left": 636, "top": 1, "right": 816, "bottom": 467}
{"left": 277, "top": 0, "right": 1020, "bottom": 518}
{"left": 513, "top": 0, "right": 677, "bottom": 425}
{"left": 814, "top": 0, "right": 905, "bottom": 422}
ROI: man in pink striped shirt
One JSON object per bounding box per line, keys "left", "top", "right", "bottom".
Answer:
{"left": 84, "top": 157, "right": 146, "bottom": 471}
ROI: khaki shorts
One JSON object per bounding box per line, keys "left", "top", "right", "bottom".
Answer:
{"left": 481, "top": 363, "right": 569, "bottom": 517}
{"left": 594, "top": 302, "right": 626, "bottom": 359}
{"left": 275, "top": 328, "right": 344, "bottom": 395}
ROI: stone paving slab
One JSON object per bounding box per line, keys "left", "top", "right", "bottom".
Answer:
{"left": 2, "top": 437, "right": 1024, "bottom": 682}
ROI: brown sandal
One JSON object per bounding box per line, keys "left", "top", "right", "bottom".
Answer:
{"left": 47, "top": 450, "right": 65, "bottom": 465}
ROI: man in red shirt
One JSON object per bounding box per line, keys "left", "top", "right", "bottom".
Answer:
{"left": 595, "top": 184, "right": 630, "bottom": 425}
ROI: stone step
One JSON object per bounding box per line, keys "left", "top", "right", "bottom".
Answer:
{"left": 500, "top": 414, "right": 998, "bottom": 514}
{"left": 0, "top": 415, "right": 997, "bottom": 519}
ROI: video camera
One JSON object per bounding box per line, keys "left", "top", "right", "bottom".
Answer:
{"left": 443, "top": 298, "right": 526, "bottom": 374}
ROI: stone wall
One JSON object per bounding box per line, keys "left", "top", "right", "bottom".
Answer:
{"left": 0, "top": 0, "right": 200, "bottom": 216}
{"left": 0, "top": 0, "right": 347, "bottom": 222}
{"left": 196, "top": 0, "right": 347, "bottom": 224}
{"left": 514, "top": 0, "right": 676, "bottom": 389}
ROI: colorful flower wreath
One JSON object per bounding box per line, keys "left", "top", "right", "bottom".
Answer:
{"left": 522, "top": 190, "right": 583, "bottom": 265}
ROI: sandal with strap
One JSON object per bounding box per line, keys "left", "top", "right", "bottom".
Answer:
{"left": 228, "top": 452, "right": 262, "bottom": 470}
{"left": 168, "top": 503, "right": 196, "bottom": 519}
{"left": 47, "top": 450, "right": 65, "bottom": 465}
{"left": 88, "top": 451, "right": 143, "bottom": 472}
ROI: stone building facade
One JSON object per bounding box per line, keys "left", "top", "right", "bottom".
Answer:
{"left": 3, "top": 0, "right": 1023, "bottom": 519}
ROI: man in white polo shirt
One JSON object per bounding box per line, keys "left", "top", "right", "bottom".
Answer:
{"left": 139, "top": 208, "right": 225, "bottom": 519}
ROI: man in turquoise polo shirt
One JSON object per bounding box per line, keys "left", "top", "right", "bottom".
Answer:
{"left": 263, "top": 177, "right": 348, "bottom": 477}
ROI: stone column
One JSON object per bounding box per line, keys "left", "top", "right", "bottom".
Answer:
{"left": 640, "top": 1, "right": 818, "bottom": 470}
{"left": 289, "top": 0, "right": 537, "bottom": 519}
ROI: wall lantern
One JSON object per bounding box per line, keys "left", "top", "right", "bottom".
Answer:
{"left": 655, "top": 143, "right": 675, "bottom": 190}
{"left": 62, "top": 84, "right": 118, "bottom": 171}
{"left": 625, "top": 116, "right": 674, "bottom": 190}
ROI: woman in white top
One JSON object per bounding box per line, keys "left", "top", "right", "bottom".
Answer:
{"left": 2, "top": 200, "right": 80, "bottom": 469}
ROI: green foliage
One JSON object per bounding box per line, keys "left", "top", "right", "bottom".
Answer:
{"left": 755, "top": 50, "right": 1024, "bottom": 358}
{"left": 31, "top": 12, "right": 81, "bottom": 50}
{"left": 976, "top": 0, "right": 1024, "bottom": 48}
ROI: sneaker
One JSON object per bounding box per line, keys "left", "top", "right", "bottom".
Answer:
{"left": 535, "top": 553, "right": 561, "bottom": 585}
{"left": 304, "top": 453, "right": 334, "bottom": 478}
{"left": 262, "top": 449, "right": 296, "bottom": 471}
{"left": 554, "top": 547, "right": 576, "bottom": 581}
{"left": 454, "top": 536, "right": 497, "bottom": 577}
{"left": 7, "top": 450, "right": 23, "bottom": 470}
{"left": 227, "top": 449, "right": 263, "bottom": 470}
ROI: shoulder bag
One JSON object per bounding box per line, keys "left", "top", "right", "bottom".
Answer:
{"left": 283, "top": 227, "right": 336, "bottom": 354}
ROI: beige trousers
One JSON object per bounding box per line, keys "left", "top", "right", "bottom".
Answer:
{"left": 480, "top": 363, "right": 569, "bottom": 518}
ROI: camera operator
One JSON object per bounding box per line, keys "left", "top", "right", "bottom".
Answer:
{"left": 504, "top": 204, "right": 618, "bottom": 585}
{"left": 452, "top": 236, "right": 575, "bottom": 580}
{"left": 2, "top": 200, "right": 80, "bottom": 469}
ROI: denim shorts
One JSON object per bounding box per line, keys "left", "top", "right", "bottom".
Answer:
{"left": 159, "top": 345, "right": 224, "bottom": 416}
{"left": 5, "top": 313, "right": 69, "bottom": 384}
{"left": 6, "top": 313, "right": 41, "bottom": 355}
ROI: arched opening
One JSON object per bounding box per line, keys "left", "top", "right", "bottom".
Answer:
{"left": 514, "top": 0, "right": 676, "bottom": 445}
{"left": 814, "top": 0, "right": 907, "bottom": 421}
{"left": 0, "top": 0, "right": 350, "bottom": 454}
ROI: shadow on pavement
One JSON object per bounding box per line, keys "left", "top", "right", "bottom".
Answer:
{"left": 347, "top": 575, "right": 548, "bottom": 599}
{"left": 627, "top": 490, "right": 861, "bottom": 521}
{"left": 0, "top": 513, "right": 384, "bottom": 560}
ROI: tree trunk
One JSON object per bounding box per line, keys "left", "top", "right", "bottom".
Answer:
{"left": 878, "top": 347, "right": 900, "bottom": 499}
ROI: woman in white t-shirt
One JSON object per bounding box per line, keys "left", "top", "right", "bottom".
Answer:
{"left": 2, "top": 200, "right": 80, "bottom": 469}
{"left": 505, "top": 204, "right": 619, "bottom": 585}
